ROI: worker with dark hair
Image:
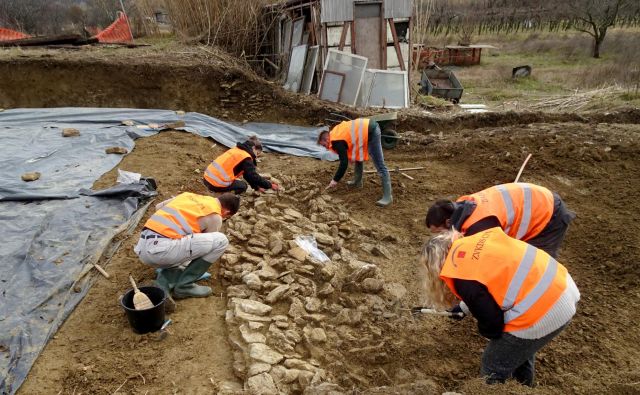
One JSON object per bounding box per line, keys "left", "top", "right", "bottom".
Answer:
{"left": 317, "top": 118, "right": 392, "bottom": 207}
{"left": 425, "top": 183, "right": 575, "bottom": 258}
{"left": 134, "top": 192, "right": 240, "bottom": 310}
{"left": 203, "top": 136, "right": 280, "bottom": 195}
{"left": 420, "top": 229, "right": 579, "bottom": 387}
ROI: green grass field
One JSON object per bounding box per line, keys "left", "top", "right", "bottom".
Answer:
{"left": 417, "top": 28, "right": 640, "bottom": 111}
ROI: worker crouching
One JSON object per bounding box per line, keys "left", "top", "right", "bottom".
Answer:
{"left": 420, "top": 228, "right": 580, "bottom": 386}
{"left": 203, "top": 136, "right": 280, "bottom": 195}
{"left": 318, "top": 118, "right": 392, "bottom": 207}
{"left": 134, "top": 192, "right": 240, "bottom": 311}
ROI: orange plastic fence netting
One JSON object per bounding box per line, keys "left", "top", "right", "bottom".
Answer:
{"left": 94, "top": 12, "right": 132, "bottom": 43}
{"left": 0, "top": 27, "right": 31, "bottom": 41}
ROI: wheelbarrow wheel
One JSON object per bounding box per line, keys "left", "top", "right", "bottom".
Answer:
{"left": 452, "top": 98, "right": 460, "bottom": 104}
{"left": 381, "top": 129, "right": 399, "bottom": 150}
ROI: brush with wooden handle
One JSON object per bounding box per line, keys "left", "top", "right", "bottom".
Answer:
{"left": 129, "top": 275, "right": 154, "bottom": 310}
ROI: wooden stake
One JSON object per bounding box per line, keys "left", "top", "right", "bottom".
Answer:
{"left": 400, "top": 172, "right": 414, "bottom": 180}
{"left": 364, "top": 166, "right": 425, "bottom": 174}
{"left": 514, "top": 154, "right": 532, "bottom": 183}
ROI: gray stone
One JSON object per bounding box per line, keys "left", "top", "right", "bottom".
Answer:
{"left": 217, "top": 380, "right": 244, "bottom": 395}
{"left": 242, "top": 273, "right": 263, "bottom": 291}
{"left": 255, "top": 265, "right": 279, "bottom": 280}
{"left": 245, "top": 372, "right": 278, "bottom": 395}
{"left": 265, "top": 284, "right": 291, "bottom": 304}
{"left": 269, "top": 239, "right": 284, "bottom": 255}
{"left": 227, "top": 285, "right": 250, "bottom": 299}
{"left": 288, "top": 247, "right": 308, "bottom": 262}
{"left": 372, "top": 244, "right": 391, "bottom": 259}
{"left": 284, "top": 208, "right": 304, "bottom": 219}
{"left": 313, "top": 232, "right": 335, "bottom": 246}
{"left": 284, "top": 358, "right": 316, "bottom": 371}
{"left": 240, "top": 324, "right": 267, "bottom": 343}
{"left": 305, "top": 327, "right": 327, "bottom": 343}
{"left": 232, "top": 298, "right": 272, "bottom": 316}
{"left": 383, "top": 282, "right": 407, "bottom": 303}
{"left": 304, "top": 297, "right": 322, "bottom": 313}
{"left": 361, "top": 278, "right": 384, "bottom": 293}
{"left": 288, "top": 297, "right": 306, "bottom": 319}
{"left": 247, "top": 362, "right": 271, "bottom": 377}
{"left": 317, "top": 283, "right": 335, "bottom": 297}
{"left": 345, "top": 263, "right": 377, "bottom": 283}
{"left": 235, "top": 310, "right": 273, "bottom": 323}
{"left": 248, "top": 343, "right": 284, "bottom": 364}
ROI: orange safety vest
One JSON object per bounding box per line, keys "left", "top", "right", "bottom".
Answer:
{"left": 144, "top": 192, "right": 221, "bottom": 239}
{"left": 457, "top": 183, "right": 554, "bottom": 241}
{"left": 204, "top": 147, "right": 252, "bottom": 188}
{"left": 329, "top": 118, "right": 370, "bottom": 162}
{"left": 440, "top": 227, "right": 568, "bottom": 332}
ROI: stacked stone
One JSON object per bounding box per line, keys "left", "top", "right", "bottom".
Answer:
{"left": 220, "top": 175, "right": 410, "bottom": 394}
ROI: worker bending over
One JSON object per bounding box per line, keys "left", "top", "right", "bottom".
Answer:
{"left": 134, "top": 192, "right": 240, "bottom": 310}
{"left": 203, "top": 136, "right": 280, "bottom": 195}
{"left": 420, "top": 228, "right": 579, "bottom": 387}
{"left": 426, "top": 183, "right": 575, "bottom": 257}
{"left": 317, "top": 118, "right": 392, "bottom": 207}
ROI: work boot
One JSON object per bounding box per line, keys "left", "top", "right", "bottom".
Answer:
{"left": 154, "top": 267, "right": 181, "bottom": 313}
{"left": 376, "top": 173, "right": 393, "bottom": 207}
{"left": 172, "top": 257, "right": 214, "bottom": 299}
{"left": 347, "top": 162, "right": 364, "bottom": 188}
{"left": 173, "top": 283, "right": 213, "bottom": 299}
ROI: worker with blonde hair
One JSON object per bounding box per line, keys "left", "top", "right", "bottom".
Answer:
{"left": 419, "top": 228, "right": 580, "bottom": 387}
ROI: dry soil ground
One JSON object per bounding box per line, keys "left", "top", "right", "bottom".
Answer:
{"left": 2, "top": 47, "right": 639, "bottom": 394}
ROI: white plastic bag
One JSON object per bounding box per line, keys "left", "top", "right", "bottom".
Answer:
{"left": 116, "top": 169, "right": 141, "bottom": 184}
{"left": 295, "top": 235, "right": 330, "bottom": 263}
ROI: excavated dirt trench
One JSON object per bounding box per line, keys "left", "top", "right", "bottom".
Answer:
{"left": 4, "top": 50, "right": 640, "bottom": 394}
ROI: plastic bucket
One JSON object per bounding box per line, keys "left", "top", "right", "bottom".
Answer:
{"left": 120, "top": 286, "right": 166, "bottom": 334}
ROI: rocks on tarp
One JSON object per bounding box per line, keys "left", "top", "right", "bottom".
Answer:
{"left": 21, "top": 172, "right": 41, "bottom": 182}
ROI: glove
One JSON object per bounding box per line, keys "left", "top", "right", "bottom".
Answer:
{"left": 271, "top": 182, "right": 280, "bottom": 191}
{"left": 447, "top": 304, "right": 466, "bottom": 321}
{"left": 325, "top": 180, "right": 338, "bottom": 190}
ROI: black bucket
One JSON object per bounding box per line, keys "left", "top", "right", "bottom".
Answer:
{"left": 120, "top": 286, "right": 166, "bottom": 334}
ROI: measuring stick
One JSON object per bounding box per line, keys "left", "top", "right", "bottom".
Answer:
{"left": 364, "top": 166, "right": 425, "bottom": 174}
{"left": 415, "top": 308, "right": 464, "bottom": 318}
{"left": 514, "top": 154, "right": 532, "bottom": 183}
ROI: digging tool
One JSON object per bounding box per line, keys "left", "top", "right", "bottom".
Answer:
{"left": 514, "top": 154, "right": 532, "bottom": 183}
{"left": 409, "top": 306, "right": 465, "bottom": 318}
{"left": 129, "top": 275, "right": 154, "bottom": 310}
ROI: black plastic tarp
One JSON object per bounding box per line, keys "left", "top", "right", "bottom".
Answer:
{"left": 0, "top": 107, "right": 334, "bottom": 395}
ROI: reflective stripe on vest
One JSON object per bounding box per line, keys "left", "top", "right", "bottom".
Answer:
{"left": 440, "top": 228, "right": 568, "bottom": 332}
{"left": 329, "top": 118, "right": 369, "bottom": 162}
{"left": 143, "top": 192, "right": 221, "bottom": 238}
{"left": 204, "top": 147, "right": 252, "bottom": 188}
{"left": 459, "top": 183, "right": 553, "bottom": 241}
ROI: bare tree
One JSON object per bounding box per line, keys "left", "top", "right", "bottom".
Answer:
{"left": 569, "top": 0, "right": 636, "bottom": 58}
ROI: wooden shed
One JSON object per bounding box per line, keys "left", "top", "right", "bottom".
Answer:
{"left": 261, "top": 0, "right": 413, "bottom": 95}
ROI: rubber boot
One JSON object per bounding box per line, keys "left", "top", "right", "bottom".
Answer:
{"left": 376, "top": 173, "right": 393, "bottom": 207}
{"left": 154, "top": 268, "right": 180, "bottom": 313}
{"left": 347, "top": 162, "right": 364, "bottom": 188}
{"left": 172, "top": 257, "right": 213, "bottom": 299}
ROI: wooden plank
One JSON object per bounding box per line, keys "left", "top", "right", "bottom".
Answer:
{"left": 338, "top": 21, "right": 349, "bottom": 51}
{"left": 350, "top": 21, "right": 356, "bottom": 54}
{"left": 388, "top": 19, "right": 405, "bottom": 71}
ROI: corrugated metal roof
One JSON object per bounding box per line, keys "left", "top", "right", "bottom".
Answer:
{"left": 321, "top": 0, "right": 412, "bottom": 23}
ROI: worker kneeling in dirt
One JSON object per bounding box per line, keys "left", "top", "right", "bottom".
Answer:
{"left": 420, "top": 228, "right": 579, "bottom": 387}
{"left": 134, "top": 192, "right": 240, "bottom": 308}
{"left": 203, "top": 136, "right": 280, "bottom": 195}
{"left": 317, "top": 118, "right": 392, "bottom": 207}
{"left": 425, "top": 182, "right": 575, "bottom": 258}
